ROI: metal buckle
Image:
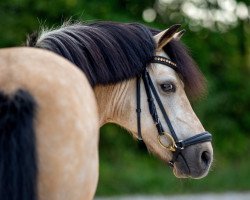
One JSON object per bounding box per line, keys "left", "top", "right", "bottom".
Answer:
{"left": 176, "top": 140, "right": 184, "bottom": 150}
{"left": 158, "top": 132, "right": 177, "bottom": 152}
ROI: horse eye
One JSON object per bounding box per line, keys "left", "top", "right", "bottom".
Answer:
{"left": 160, "top": 83, "right": 176, "bottom": 93}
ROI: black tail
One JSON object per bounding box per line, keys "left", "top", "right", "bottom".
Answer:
{"left": 0, "top": 90, "right": 38, "bottom": 200}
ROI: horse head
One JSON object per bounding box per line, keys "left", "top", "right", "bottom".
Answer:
{"left": 104, "top": 25, "right": 213, "bottom": 178}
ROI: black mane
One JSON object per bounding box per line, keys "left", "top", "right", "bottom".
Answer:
{"left": 27, "top": 22, "right": 155, "bottom": 86}
{"left": 27, "top": 21, "right": 206, "bottom": 97}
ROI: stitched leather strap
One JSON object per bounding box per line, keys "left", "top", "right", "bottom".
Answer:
{"left": 136, "top": 76, "right": 143, "bottom": 140}
{"left": 142, "top": 70, "right": 164, "bottom": 135}
{"left": 176, "top": 132, "right": 212, "bottom": 149}
{"left": 146, "top": 71, "right": 179, "bottom": 142}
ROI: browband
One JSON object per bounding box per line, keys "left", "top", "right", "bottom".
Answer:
{"left": 151, "top": 56, "right": 178, "bottom": 71}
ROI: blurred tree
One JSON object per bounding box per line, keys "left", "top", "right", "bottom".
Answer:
{"left": 0, "top": 0, "right": 250, "bottom": 195}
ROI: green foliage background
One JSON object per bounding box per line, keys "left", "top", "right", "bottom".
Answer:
{"left": 0, "top": 0, "right": 249, "bottom": 196}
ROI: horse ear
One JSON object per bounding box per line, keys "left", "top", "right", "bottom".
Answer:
{"left": 154, "top": 24, "right": 181, "bottom": 51}
{"left": 173, "top": 29, "right": 186, "bottom": 40}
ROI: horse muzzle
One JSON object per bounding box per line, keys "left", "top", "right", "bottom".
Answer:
{"left": 171, "top": 141, "right": 213, "bottom": 179}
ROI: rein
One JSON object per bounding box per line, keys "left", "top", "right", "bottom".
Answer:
{"left": 136, "top": 56, "right": 212, "bottom": 166}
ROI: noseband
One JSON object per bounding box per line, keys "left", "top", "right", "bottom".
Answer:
{"left": 136, "top": 56, "right": 212, "bottom": 166}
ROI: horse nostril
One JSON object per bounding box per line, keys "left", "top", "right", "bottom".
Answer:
{"left": 201, "top": 151, "right": 211, "bottom": 167}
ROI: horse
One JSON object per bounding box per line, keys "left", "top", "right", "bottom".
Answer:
{"left": 0, "top": 47, "right": 99, "bottom": 200}
{"left": 0, "top": 21, "right": 213, "bottom": 200}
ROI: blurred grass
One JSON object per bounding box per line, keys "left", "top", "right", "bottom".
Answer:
{"left": 96, "top": 124, "right": 250, "bottom": 196}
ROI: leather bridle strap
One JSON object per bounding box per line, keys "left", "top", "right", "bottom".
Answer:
{"left": 136, "top": 56, "right": 212, "bottom": 165}
{"left": 142, "top": 70, "right": 165, "bottom": 135}
{"left": 136, "top": 76, "right": 142, "bottom": 140}
{"left": 146, "top": 72, "right": 178, "bottom": 142}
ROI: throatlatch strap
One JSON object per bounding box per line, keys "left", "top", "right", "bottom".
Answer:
{"left": 136, "top": 76, "right": 143, "bottom": 140}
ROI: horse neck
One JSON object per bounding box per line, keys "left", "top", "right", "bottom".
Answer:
{"left": 93, "top": 80, "right": 132, "bottom": 127}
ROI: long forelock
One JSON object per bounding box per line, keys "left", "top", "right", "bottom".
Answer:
{"left": 163, "top": 40, "right": 207, "bottom": 99}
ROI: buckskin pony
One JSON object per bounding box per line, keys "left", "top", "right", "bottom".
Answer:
{"left": 0, "top": 22, "right": 213, "bottom": 200}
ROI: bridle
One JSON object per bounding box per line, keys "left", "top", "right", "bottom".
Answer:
{"left": 136, "top": 56, "right": 212, "bottom": 166}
